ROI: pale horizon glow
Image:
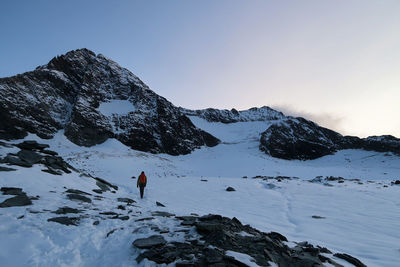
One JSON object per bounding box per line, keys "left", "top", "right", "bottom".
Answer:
{"left": 1, "top": 0, "right": 399, "bottom": 138}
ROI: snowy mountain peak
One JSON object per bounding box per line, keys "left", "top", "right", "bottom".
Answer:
{"left": 0, "top": 48, "right": 219, "bottom": 155}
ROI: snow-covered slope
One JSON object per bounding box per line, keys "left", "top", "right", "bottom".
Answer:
{"left": 1, "top": 116, "right": 399, "bottom": 266}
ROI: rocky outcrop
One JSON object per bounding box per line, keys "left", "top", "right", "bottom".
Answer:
{"left": 260, "top": 117, "right": 400, "bottom": 160}
{"left": 134, "top": 214, "right": 360, "bottom": 266}
{"left": 0, "top": 49, "right": 219, "bottom": 155}
{"left": 0, "top": 140, "right": 75, "bottom": 173}
{"left": 259, "top": 117, "right": 342, "bottom": 160}
{"left": 182, "top": 106, "right": 285, "bottom": 123}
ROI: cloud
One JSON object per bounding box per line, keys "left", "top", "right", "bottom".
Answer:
{"left": 272, "top": 104, "right": 347, "bottom": 135}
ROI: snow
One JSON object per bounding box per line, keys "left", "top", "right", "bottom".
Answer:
{"left": 0, "top": 117, "right": 400, "bottom": 266}
{"left": 226, "top": 250, "right": 259, "bottom": 266}
{"left": 97, "top": 100, "right": 135, "bottom": 117}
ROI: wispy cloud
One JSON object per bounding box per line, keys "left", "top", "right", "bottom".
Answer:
{"left": 272, "top": 105, "right": 347, "bottom": 135}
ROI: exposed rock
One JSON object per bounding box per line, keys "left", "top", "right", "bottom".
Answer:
{"left": 156, "top": 201, "right": 166, "bottom": 207}
{"left": 47, "top": 216, "right": 80, "bottom": 226}
{"left": 392, "top": 180, "right": 400, "bottom": 185}
{"left": 3, "top": 155, "right": 32, "bottom": 167}
{"left": 66, "top": 193, "right": 92, "bottom": 203}
{"left": 135, "top": 214, "right": 354, "bottom": 266}
{"left": 53, "top": 207, "right": 82, "bottom": 214}
{"left": 151, "top": 211, "right": 175, "bottom": 217}
{"left": 41, "top": 149, "right": 58, "bottom": 156}
{"left": 226, "top": 187, "right": 236, "bottom": 192}
{"left": 41, "top": 167, "right": 63, "bottom": 175}
{"left": 94, "top": 177, "right": 118, "bottom": 191}
{"left": 260, "top": 117, "right": 400, "bottom": 160}
{"left": 0, "top": 166, "right": 17, "bottom": 171}
{"left": 0, "top": 49, "right": 219, "bottom": 155}
{"left": 15, "top": 141, "right": 49, "bottom": 151}
{"left": 16, "top": 149, "right": 43, "bottom": 164}
{"left": 181, "top": 106, "right": 285, "bottom": 123}
{"left": 135, "top": 217, "right": 154, "bottom": 222}
{"left": 312, "top": 215, "right": 326, "bottom": 219}
{"left": 117, "top": 197, "right": 135, "bottom": 204}
{"left": 1, "top": 187, "right": 23, "bottom": 195}
{"left": 65, "top": 189, "right": 91, "bottom": 195}
{"left": 99, "top": 212, "right": 119, "bottom": 218}
{"left": 92, "top": 189, "right": 103, "bottom": 194}
{"left": 334, "top": 253, "right": 367, "bottom": 267}
{"left": 0, "top": 194, "right": 32, "bottom": 207}
{"left": 106, "top": 229, "right": 117, "bottom": 238}
{"left": 133, "top": 235, "right": 167, "bottom": 249}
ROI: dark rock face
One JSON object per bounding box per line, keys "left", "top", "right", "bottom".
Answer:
{"left": 260, "top": 118, "right": 342, "bottom": 160}
{"left": 226, "top": 187, "right": 236, "bottom": 192}
{"left": 0, "top": 48, "right": 219, "bottom": 155}
{"left": 182, "top": 106, "right": 285, "bottom": 123}
{"left": 260, "top": 117, "right": 400, "bottom": 160}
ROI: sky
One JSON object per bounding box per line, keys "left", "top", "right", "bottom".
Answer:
{"left": 1, "top": 0, "right": 399, "bottom": 138}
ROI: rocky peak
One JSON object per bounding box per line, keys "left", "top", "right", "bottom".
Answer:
{"left": 0, "top": 48, "right": 219, "bottom": 155}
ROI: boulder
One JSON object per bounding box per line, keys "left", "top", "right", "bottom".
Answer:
{"left": 47, "top": 216, "right": 80, "bottom": 226}
{"left": 0, "top": 194, "right": 32, "bottom": 207}
{"left": 133, "top": 235, "right": 167, "bottom": 249}
{"left": 226, "top": 187, "right": 236, "bottom": 192}
{"left": 1, "top": 187, "right": 23, "bottom": 195}
{"left": 53, "top": 207, "right": 82, "bottom": 214}
{"left": 67, "top": 194, "right": 92, "bottom": 203}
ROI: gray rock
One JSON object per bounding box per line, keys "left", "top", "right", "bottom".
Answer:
{"left": 133, "top": 235, "right": 167, "bottom": 249}
{"left": 53, "top": 207, "right": 81, "bottom": 214}
{"left": 156, "top": 201, "right": 166, "bottom": 207}
{"left": 0, "top": 166, "right": 17, "bottom": 172}
{"left": 1, "top": 187, "right": 23, "bottom": 195}
{"left": 0, "top": 194, "right": 32, "bottom": 207}
{"left": 334, "top": 253, "right": 366, "bottom": 267}
{"left": 41, "top": 167, "right": 63, "bottom": 175}
{"left": 47, "top": 216, "right": 80, "bottom": 226}
{"left": 17, "top": 150, "right": 43, "bottom": 164}
{"left": 151, "top": 211, "right": 175, "bottom": 217}
{"left": 226, "top": 187, "right": 236, "bottom": 192}
{"left": 67, "top": 194, "right": 92, "bottom": 203}
{"left": 15, "top": 141, "right": 49, "bottom": 150}
{"left": 117, "top": 197, "right": 135, "bottom": 204}
{"left": 3, "top": 155, "right": 32, "bottom": 167}
{"left": 65, "top": 189, "right": 91, "bottom": 195}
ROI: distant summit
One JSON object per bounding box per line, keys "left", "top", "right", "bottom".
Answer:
{"left": 1, "top": 48, "right": 399, "bottom": 159}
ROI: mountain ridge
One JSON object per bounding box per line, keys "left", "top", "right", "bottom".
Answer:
{"left": 1, "top": 48, "right": 399, "bottom": 159}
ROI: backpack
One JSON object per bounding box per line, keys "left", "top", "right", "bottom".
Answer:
{"left": 139, "top": 173, "right": 147, "bottom": 183}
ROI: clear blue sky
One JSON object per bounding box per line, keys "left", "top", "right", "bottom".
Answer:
{"left": 1, "top": 0, "right": 400, "bottom": 137}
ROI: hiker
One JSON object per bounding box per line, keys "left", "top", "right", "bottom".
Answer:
{"left": 137, "top": 171, "right": 147, "bottom": 199}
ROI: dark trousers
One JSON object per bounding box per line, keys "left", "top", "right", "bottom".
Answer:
{"left": 139, "top": 185, "right": 145, "bottom": 199}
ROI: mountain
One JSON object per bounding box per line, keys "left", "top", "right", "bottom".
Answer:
{"left": 1, "top": 48, "right": 399, "bottom": 160}
{"left": 0, "top": 49, "right": 219, "bottom": 155}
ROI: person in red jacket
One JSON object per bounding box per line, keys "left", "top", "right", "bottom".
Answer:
{"left": 137, "top": 171, "right": 147, "bottom": 199}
